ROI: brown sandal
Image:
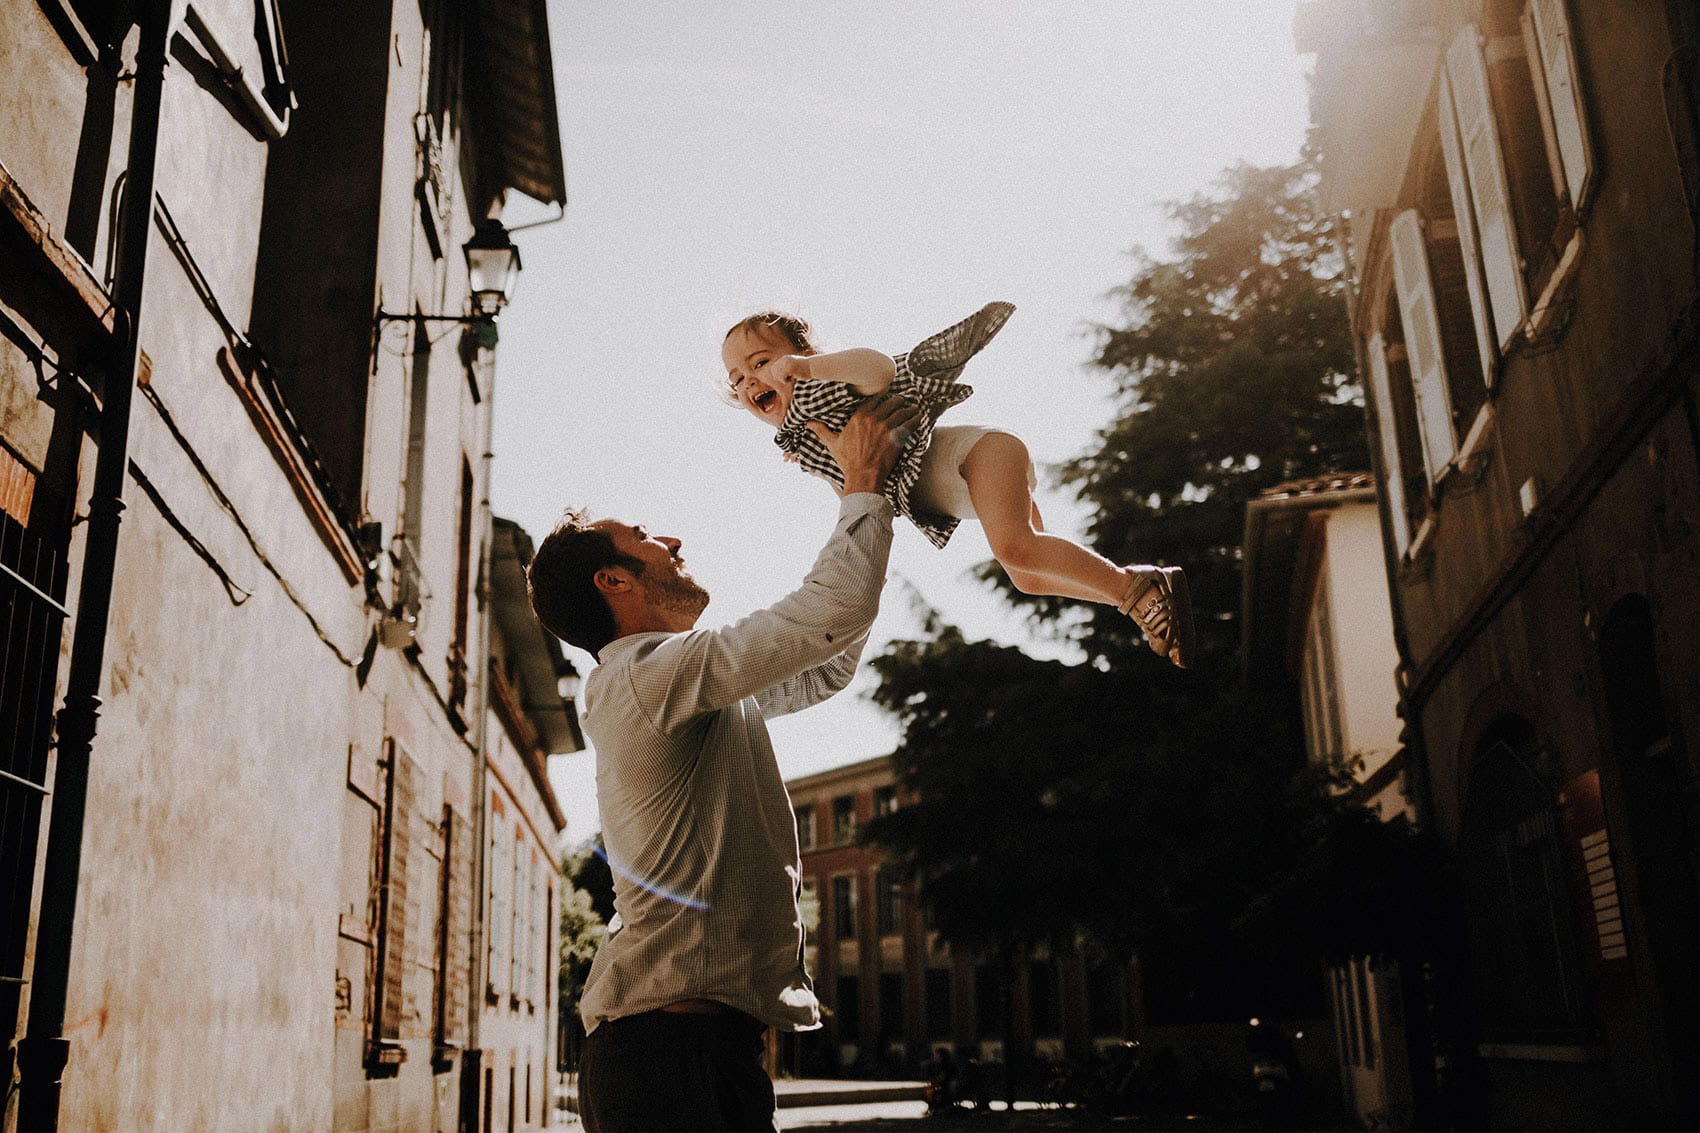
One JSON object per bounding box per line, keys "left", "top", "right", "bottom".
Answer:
{"left": 1117, "top": 566, "right": 1196, "bottom": 668}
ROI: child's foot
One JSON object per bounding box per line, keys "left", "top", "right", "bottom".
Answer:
{"left": 1116, "top": 566, "right": 1195, "bottom": 668}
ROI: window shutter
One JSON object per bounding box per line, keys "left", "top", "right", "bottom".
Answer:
{"left": 375, "top": 743, "right": 418, "bottom": 1044}
{"left": 1389, "top": 210, "right": 1457, "bottom": 481}
{"left": 1528, "top": 0, "right": 1593, "bottom": 210}
{"left": 487, "top": 810, "right": 505, "bottom": 999}
{"left": 1437, "top": 71, "right": 1499, "bottom": 388}
{"left": 440, "top": 804, "right": 471, "bottom": 1046}
{"left": 1366, "top": 334, "right": 1411, "bottom": 556}
{"left": 1446, "top": 25, "right": 1527, "bottom": 350}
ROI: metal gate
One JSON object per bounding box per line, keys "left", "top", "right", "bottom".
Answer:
{"left": 1, "top": 508, "right": 70, "bottom": 1066}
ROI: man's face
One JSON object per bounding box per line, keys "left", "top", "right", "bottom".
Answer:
{"left": 591, "top": 519, "right": 710, "bottom": 620}
{"left": 722, "top": 323, "right": 798, "bottom": 428}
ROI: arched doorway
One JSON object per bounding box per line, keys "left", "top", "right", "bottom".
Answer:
{"left": 1456, "top": 717, "right": 1589, "bottom": 1040}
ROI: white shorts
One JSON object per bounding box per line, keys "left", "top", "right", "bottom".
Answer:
{"left": 910, "top": 425, "right": 1034, "bottom": 521}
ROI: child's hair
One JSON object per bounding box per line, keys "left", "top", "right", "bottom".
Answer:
{"left": 719, "top": 311, "right": 820, "bottom": 406}
{"left": 723, "top": 311, "right": 819, "bottom": 355}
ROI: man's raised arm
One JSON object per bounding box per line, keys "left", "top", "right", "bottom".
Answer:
{"left": 629, "top": 396, "right": 921, "bottom": 732}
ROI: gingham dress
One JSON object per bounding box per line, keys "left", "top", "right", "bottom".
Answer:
{"left": 773, "top": 301, "right": 1015, "bottom": 548}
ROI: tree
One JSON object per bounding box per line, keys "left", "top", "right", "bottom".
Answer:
{"left": 865, "top": 151, "right": 1386, "bottom": 1029}
{"left": 990, "top": 149, "right": 1368, "bottom": 668}
{"left": 557, "top": 835, "right": 614, "bottom": 1066}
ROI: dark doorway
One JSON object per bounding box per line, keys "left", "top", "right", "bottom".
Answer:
{"left": 1598, "top": 596, "right": 1698, "bottom": 1125}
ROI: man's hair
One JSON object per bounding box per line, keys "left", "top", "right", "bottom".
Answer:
{"left": 526, "top": 508, "right": 645, "bottom": 657}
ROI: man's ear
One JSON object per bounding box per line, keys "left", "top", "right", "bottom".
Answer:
{"left": 593, "top": 566, "right": 631, "bottom": 596}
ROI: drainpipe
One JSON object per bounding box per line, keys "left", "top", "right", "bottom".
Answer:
{"left": 464, "top": 202, "right": 563, "bottom": 1123}
{"left": 464, "top": 343, "right": 496, "bottom": 1124}
{"left": 16, "top": 3, "right": 171, "bottom": 1129}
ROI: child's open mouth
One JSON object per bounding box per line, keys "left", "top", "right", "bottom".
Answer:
{"left": 753, "top": 389, "right": 778, "bottom": 413}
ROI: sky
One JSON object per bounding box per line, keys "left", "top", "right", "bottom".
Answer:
{"left": 492, "top": 1, "right": 1316, "bottom": 845}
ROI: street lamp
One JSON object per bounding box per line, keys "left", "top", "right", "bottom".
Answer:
{"left": 463, "top": 217, "right": 522, "bottom": 316}
{"left": 375, "top": 218, "right": 522, "bottom": 331}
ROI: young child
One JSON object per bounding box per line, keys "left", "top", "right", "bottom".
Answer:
{"left": 721, "top": 302, "right": 1195, "bottom": 667}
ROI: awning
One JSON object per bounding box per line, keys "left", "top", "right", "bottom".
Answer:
{"left": 468, "top": 0, "right": 567, "bottom": 208}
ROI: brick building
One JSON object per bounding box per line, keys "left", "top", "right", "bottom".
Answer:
{"left": 786, "top": 756, "right": 1137, "bottom": 1078}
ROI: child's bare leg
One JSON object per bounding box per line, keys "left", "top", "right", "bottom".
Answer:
{"left": 999, "top": 501, "right": 1112, "bottom": 602}
{"left": 965, "top": 432, "right": 1141, "bottom": 604}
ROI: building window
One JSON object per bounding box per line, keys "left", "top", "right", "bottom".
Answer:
{"left": 509, "top": 832, "right": 524, "bottom": 1007}
{"left": 448, "top": 457, "right": 474, "bottom": 719}
{"left": 796, "top": 804, "right": 816, "bottom": 851}
{"left": 1438, "top": 5, "right": 1593, "bottom": 354}
{"left": 1303, "top": 559, "right": 1345, "bottom": 762}
{"left": 878, "top": 972, "right": 906, "bottom": 1042}
{"left": 1458, "top": 719, "right": 1589, "bottom": 1039}
{"left": 370, "top": 740, "right": 419, "bottom": 1073}
{"left": 925, "top": 968, "right": 953, "bottom": 1039}
{"left": 1028, "top": 961, "right": 1061, "bottom": 1037}
{"left": 486, "top": 808, "right": 507, "bottom": 1001}
{"left": 835, "top": 976, "right": 861, "bottom": 1041}
{"left": 435, "top": 803, "right": 472, "bottom": 1059}
{"left": 1367, "top": 282, "right": 1434, "bottom": 553}
{"left": 974, "top": 964, "right": 1008, "bottom": 1041}
{"left": 831, "top": 795, "right": 857, "bottom": 844}
{"left": 1087, "top": 963, "right": 1124, "bottom": 1035}
{"left": 875, "top": 867, "right": 903, "bottom": 936}
{"left": 832, "top": 874, "right": 857, "bottom": 941}
{"left": 874, "top": 785, "right": 898, "bottom": 817}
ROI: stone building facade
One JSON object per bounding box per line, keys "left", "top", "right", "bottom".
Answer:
{"left": 1300, "top": 0, "right": 1698, "bottom": 1125}
{"left": 0, "top": 0, "right": 571, "bottom": 1129}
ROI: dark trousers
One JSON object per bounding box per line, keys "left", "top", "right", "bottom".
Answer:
{"left": 579, "top": 1010, "right": 776, "bottom": 1132}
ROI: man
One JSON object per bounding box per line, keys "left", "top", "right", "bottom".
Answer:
{"left": 527, "top": 395, "right": 919, "bottom": 1131}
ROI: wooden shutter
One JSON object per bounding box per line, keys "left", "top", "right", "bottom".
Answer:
{"left": 439, "top": 803, "right": 471, "bottom": 1046}
{"left": 375, "top": 742, "right": 418, "bottom": 1045}
{"left": 1389, "top": 210, "right": 1457, "bottom": 481}
{"left": 1366, "top": 335, "right": 1411, "bottom": 556}
{"left": 487, "top": 810, "right": 506, "bottom": 998}
{"left": 1527, "top": 0, "right": 1592, "bottom": 210}
{"left": 1437, "top": 71, "right": 1499, "bottom": 388}
{"left": 1446, "top": 25, "right": 1527, "bottom": 350}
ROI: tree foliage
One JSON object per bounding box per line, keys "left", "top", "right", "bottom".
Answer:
{"left": 864, "top": 152, "right": 1412, "bottom": 1023}
{"left": 558, "top": 836, "right": 614, "bottom": 1024}
{"left": 991, "top": 151, "right": 1368, "bottom": 667}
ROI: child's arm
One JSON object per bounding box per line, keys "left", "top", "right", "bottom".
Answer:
{"left": 769, "top": 348, "right": 896, "bottom": 396}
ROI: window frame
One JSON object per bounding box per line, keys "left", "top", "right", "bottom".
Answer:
{"left": 831, "top": 872, "right": 858, "bottom": 941}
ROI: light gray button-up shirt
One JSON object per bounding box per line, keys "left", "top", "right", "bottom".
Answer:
{"left": 578, "top": 493, "right": 896, "bottom": 1033}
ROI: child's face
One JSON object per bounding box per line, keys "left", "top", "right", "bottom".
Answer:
{"left": 722, "top": 323, "right": 801, "bottom": 428}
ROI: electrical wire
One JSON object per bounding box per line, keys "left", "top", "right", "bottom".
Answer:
{"left": 126, "top": 460, "right": 252, "bottom": 605}
{"left": 138, "top": 380, "right": 359, "bottom": 666}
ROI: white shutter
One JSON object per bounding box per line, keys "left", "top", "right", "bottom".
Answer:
{"left": 1390, "top": 210, "right": 1457, "bottom": 481}
{"left": 1366, "top": 334, "right": 1411, "bottom": 557}
{"left": 1529, "top": 0, "right": 1593, "bottom": 210}
{"left": 1446, "top": 26, "right": 1527, "bottom": 350}
{"left": 1437, "top": 71, "right": 1499, "bottom": 388}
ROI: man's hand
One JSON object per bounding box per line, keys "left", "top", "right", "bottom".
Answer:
{"left": 805, "top": 394, "right": 922, "bottom": 497}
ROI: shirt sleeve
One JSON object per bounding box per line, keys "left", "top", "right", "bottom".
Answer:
{"left": 625, "top": 494, "right": 895, "bottom": 734}
{"left": 752, "top": 628, "right": 870, "bottom": 720}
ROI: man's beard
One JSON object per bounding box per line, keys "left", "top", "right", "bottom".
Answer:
{"left": 643, "top": 565, "right": 709, "bottom": 619}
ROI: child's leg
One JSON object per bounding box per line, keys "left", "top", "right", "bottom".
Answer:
{"left": 963, "top": 432, "right": 1136, "bottom": 604}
